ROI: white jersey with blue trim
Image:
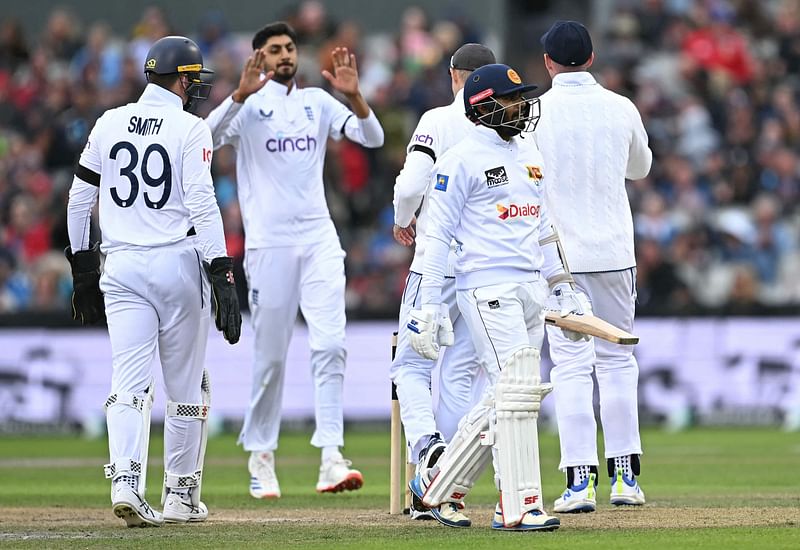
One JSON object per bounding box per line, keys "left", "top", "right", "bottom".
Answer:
{"left": 206, "top": 79, "right": 383, "bottom": 247}
{"left": 393, "top": 89, "right": 475, "bottom": 274}
{"left": 68, "top": 83, "right": 226, "bottom": 260}
{"left": 420, "top": 124, "right": 557, "bottom": 303}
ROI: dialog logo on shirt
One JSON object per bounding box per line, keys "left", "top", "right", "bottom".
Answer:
{"left": 496, "top": 202, "right": 540, "bottom": 220}
{"left": 485, "top": 166, "right": 509, "bottom": 188}
{"left": 435, "top": 174, "right": 449, "bottom": 191}
{"left": 526, "top": 165, "right": 543, "bottom": 184}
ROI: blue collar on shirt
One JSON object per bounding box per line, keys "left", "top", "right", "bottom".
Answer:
{"left": 552, "top": 71, "right": 598, "bottom": 88}
{"left": 139, "top": 83, "right": 184, "bottom": 109}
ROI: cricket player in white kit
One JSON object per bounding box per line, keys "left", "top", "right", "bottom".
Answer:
{"left": 407, "top": 63, "right": 590, "bottom": 531}
{"left": 390, "top": 43, "right": 495, "bottom": 526}
{"left": 535, "top": 21, "right": 653, "bottom": 513}
{"left": 205, "top": 22, "right": 384, "bottom": 498}
{"left": 66, "top": 36, "right": 242, "bottom": 527}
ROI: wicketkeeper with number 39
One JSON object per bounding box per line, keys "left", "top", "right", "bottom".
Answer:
{"left": 66, "top": 36, "right": 242, "bottom": 527}
{"left": 407, "top": 63, "right": 590, "bottom": 531}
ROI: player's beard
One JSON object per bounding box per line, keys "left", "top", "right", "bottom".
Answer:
{"left": 273, "top": 63, "right": 297, "bottom": 84}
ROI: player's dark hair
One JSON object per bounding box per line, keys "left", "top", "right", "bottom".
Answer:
{"left": 147, "top": 72, "right": 180, "bottom": 89}
{"left": 252, "top": 22, "right": 298, "bottom": 50}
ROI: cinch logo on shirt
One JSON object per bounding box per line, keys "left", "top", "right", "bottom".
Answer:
{"left": 413, "top": 133, "right": 433, "bottom": 146}
{"left": 496, "top": 202, "right": 540, "bottom": 220}
{"left": 266, "top": 135, "right": 317, "bottom": 153}
{"left": 435, "top": 174, "right": 449, "bottom": 191}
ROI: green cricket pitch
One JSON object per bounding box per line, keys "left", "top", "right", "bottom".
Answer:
{"left": 1, "top": 427, "right": 798, "bottom": 549}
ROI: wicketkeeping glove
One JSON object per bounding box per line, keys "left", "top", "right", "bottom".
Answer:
{"left": 407, "top": 303, "right": 453, "bottom": 360}
{"left": 545, "top": 283, "right": 592, "bottom": 342}
{"left": 204, "top": 256, "right": 242, "bottom": 345}
{"left": 64, "top": 243, "right": 105, "bottom": 325}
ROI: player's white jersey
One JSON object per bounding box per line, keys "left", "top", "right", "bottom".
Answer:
{"left": 393, "top": 89, "right": 474, "bottom": 274}
{"left": 421, "top": 124, "right": 557, "bottom": 302}
{"left": 71, "top": 84, "right": 226, "bottom": 258}
{"left": 206, "top": 79, "right": 383, "bottom": 247}
{"left": 534, "top": 71, "right": 652, "bottom": 273}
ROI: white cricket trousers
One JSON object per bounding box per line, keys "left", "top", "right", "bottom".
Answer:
{"left": 547, "top": 268, "right": 642, "bottom": 470}
{"left": 389, "top": 272, "right": 482, "bottom": 462}
{"left": 457, "top": 278, "right": 549, "bottom": 486}
{"left": 239, "top": 240, "right": 347, "bottom": 452}
{"left": 100, "top": 242, "right": 210, "bottom": 482}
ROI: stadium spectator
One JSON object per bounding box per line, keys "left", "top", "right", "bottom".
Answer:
{"left": 2, "top": 2, "right": 800, "bottom": 318}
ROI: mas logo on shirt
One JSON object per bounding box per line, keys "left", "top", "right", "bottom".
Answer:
{"left": 496, "top": 202, "right": 540, "bottom": 220}
{"left": 485, "top": 166, "right": 509, "bottom": 188}
{"left": 435, "top": 174, "right": 449, "bottom": 192}
{"left": 526, "top": 165, "right": 543, "bottom": 185}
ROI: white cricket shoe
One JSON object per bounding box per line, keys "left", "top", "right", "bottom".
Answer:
{"left": 111, "top": 484, "right": 163, "bottom": 527}
{"left": 610, "top": 468, "right": 646, "bottom": 506}
{"left": 162, "top": 490, "right": 209, "bottom": 523}
{"left": 492, "top": 504, "right": 560, "bottom": 531}
{"left": 316, "top": 455, "right": 363, "bottom": 493}
{"left": 409, "top": 435, "right": 447, "bottom": 520}
{"left": 554, "top": 472, "right": 597, "bottom": 513}
{"left": 249, "top": 451, "right": 281, "bottom": 499}
{"left": 408, "top": 472, "right": 472, "bottom": 528}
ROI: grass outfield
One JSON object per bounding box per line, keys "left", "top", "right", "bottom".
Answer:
{"left": 1, "top": 427, "right": 799, "bottom": 548}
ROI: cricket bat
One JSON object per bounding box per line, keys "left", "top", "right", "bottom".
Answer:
{"left": 544, "top": 311, "right": 639, "bottom": 345}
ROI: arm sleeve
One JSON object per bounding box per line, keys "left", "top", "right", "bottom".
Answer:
{"left": 182, "top": 121, "right": 228, "bottom": 260}
{"left": 420, "top": 155, "right": 468, "bottom": 305}
{"left": 67, "top": 180, "right": 99, "bottom": 251}
{"left": 394, "top": 112, "right": 440, "bottom": 226}
{"left": 626, "top": 99, "right": 653, "bottom": 180}
{"left": 538, "top": 206, "right": 569, "bottom": 284}
{"left": 205, "top": 95, "right": 245, "bottom": 150}
{"left": 393, "top": 151, "right": 434, "bottom": 227}
{"left": 67, "top": 119, "right": 103, "bottom": 250}
{"left": 325, "top": 93, "right": 384, "bottom": 147}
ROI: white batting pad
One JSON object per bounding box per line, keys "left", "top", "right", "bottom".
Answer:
{"left": 494, "top": 347, "right": 552, "bottom": 526}
{"left": 104, "top": 378, "right": 155, "bottom": 496}
{"left": 162, "top": 369, "right": 211, "bottom": 507}
{"left": 421, "top": 400, "right": 492, "bottom": 507}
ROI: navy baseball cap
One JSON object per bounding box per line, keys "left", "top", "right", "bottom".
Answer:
{"left": 463, "top": 63, "right": 537, "bottom": 110}
{"left": 541, "top": 20, "right": 593, "bottom": 66}
{"left": 450, "top": 43, "right": 496, "bottom": 72}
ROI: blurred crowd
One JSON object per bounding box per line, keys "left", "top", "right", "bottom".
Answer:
{"left": 1, "top": 0, "right": 799, "bottom": 318}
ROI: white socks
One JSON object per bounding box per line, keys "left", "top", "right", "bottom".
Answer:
{"left": 322, "top": 446, "right": 342, "bottom": 462}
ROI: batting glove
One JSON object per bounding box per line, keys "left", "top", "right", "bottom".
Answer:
{"left": 204, "top": 256, "right": 242, "bottom": 345}
{"left": 64, "top": 243, "right": 105, "bottom": 325}
{"left": 546, "top": 283, "right": 592, "bottom": 342}
{"left": 438, "top": 306, "right": 454, "bottom": 348}
{"left": 408, "top": 303, "right": 447, "bottom": 360}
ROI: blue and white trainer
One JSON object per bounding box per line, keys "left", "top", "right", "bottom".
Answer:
{"left": 491, "top": 504, "right": 560, "bottom": 531}
{"left": 610, "top": 468, "right": 645, "bottom": 506}
{"left": 249, "top": 451, "right": 281, "bottom": 499}
{"left": 408, "top": 473, "right": 471, "bottom": 528}
{"left": 554, "top": 472, "right": 597, "bottom": 513}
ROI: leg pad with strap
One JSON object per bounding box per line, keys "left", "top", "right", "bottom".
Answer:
{"left": 494, "top": 347, "right": 552, "bottom": 527}
{"left": 421, "top": 400, "right": 493, "bottom": 508}
{"left": 162, "top": 370, "right": 211, "bottom": 507}
{"left": 104, "top": 379, "right": 154, "bottom": 496}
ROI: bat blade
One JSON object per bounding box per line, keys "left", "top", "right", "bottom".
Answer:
{"left": 544, "top": 312, "right": 639, "bottom": 345}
